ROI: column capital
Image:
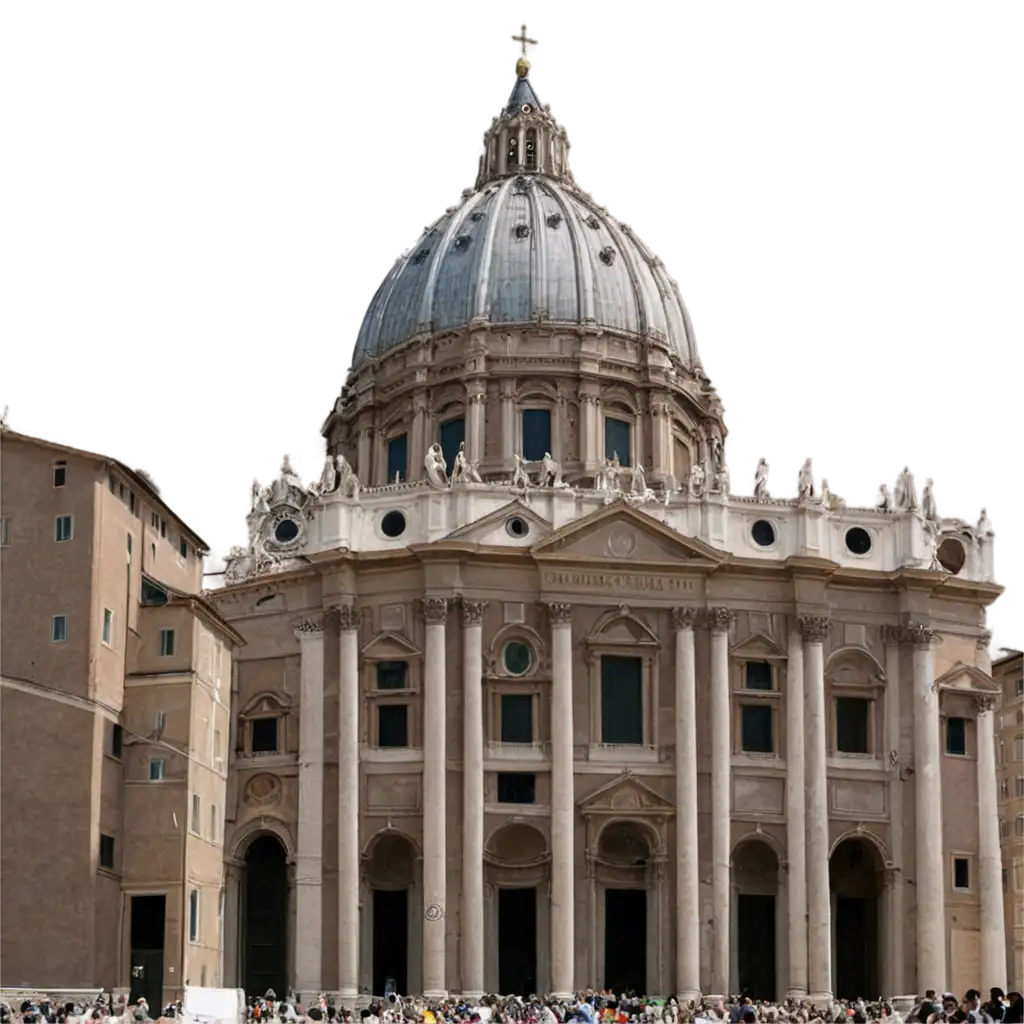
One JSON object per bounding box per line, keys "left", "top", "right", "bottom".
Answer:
{"left": 544, "top": 601, "right": 573, "bottom": 626}
{"left": 798, "top": 614, "right": 831, "bottom": 643}
{"left": 328, "top": 604, "right": 362, "bottom": 632}
{"left": 460, "top": 598, "right": 488, "bottom": 627}
{"left": 293, "top": 618, "right": 325, "bottom": 640}
{"left": 671, "top": 606, "right": 699, "bottom": 632}
{"left": 707, "top": 606, "right": 734, "bottom": 633}
{"left": 975, "top": 629, "right": 993, "bottom": 651}
{"left": 904, "top": 621, "right": 937, "bottom": 648}
{"left": 973, "top": 694, "right": 996, "bottom": 714}
{"left": 416, "top": 596, "right": 450, "bottom": 625}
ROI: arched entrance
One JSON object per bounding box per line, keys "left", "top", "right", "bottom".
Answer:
{"left": 244, "top": 835, "right": 289, "bottom": 998}
{"left": 364, "top": 833, "right": 417, "bottom": 997}
{"left": 732, "top": 839, "right": 780, "bottom": 1000}
{"left": 830, "top": 837, "right": 882, "bottom": 999}
{"left": 595, "top": 821, "right": 657, "bottom": 995}
{"left": 485, "top": 822, "right": 549, "bottom": 995}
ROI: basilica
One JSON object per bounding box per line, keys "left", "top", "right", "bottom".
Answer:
{"left": 211, "top": 49, "right": 1006, "bottom": 1005}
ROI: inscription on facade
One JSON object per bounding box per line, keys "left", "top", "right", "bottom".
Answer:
{"left": 543, "top": 571, "right": 695, "bottom": 593}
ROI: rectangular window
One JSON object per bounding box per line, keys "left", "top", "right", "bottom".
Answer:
{"left": 53, "top": 462, "right": 66, "bottom": 487}
{"left": 953, "top": 857, "right": 970, "bottom": 890}
{"left": 1016, "top": 777, "right": 1024, "bottom": 798}
{"left": 376, "top": 661, "right": 408, "bottom": 690}
{"left": 744, "top": 661, "right": 773, "bottom": 691}
{"left": 99, "top": 834, "right": 115, "bottom": 870}
{"left": 1015, "top": 735, "right": 1024, "bottom": 761}
{"left": 439, "top": 418, "right": 465, "bottom": 476}
{"left": 946, "top": 717, "right": 967, "bottom": 756}
{"left": 179, "top": 536, "right": 188, "bottom": 560}
{"left": 149, "top": 758, "right": 165, "bottom": 781}
{"left": 151, "top": 511, "right": 159, "bottom": 530}
{"left": 159, "top": 628, "right": 175, "bottom": 657}
{"left": 741, "top": 705, "right": 774, "bottom": 753}
{"left": 378, "top": 704, "right": 409, "bottom": 748}
{"left": 129, "top": 491, "right": 136, "bottom": 515}
{"left": 191, "top": 793, "right": 201, "bottom": 833}
{"left": 112, "top": 723, "right": 123, "bottom": 759}
{"left": 1016, "top": 678, "right": 1024, "bottom": 698}
{"left": 836, "top": 697, "right": 870, "bottom": 754}
{"left": 102, "top": 608, "right": 113, "bottom": 645}
{"left": 188, "top": 889, "right": 199, "bottom": 942}
{"left": 522, "top": 409, "right": 552, "bottom": 463}
{"left": 604, "top": 416, "right": 632, "bottom": 467}
{"left": 160, "top": 519, "right": 167, "bottom": 539}
{"left": 600, "top": 654, "right": 643, "bottom": 744}
{"left": 250, "top": 717, "right": 278, "bottom": 753}
{"left": 51, "top": 614, "right": 67, "bottom": 642}
{"left": 55, "top": 514, "right": 74, "bottom": 542}
{"left": 501, "top": 694, "right": 534, "bottom": 743}
{"left": 386, "top": 434, "right": 409, "bottom": 483}
{"left": 0, "top": 518, "right": 11, "bottom": 547}
{"left": 126, "top": 532, "right": 132, "bottom": 559}
{"left": 109, "top": 473, "right": 117, "bottom": 493}
{"left": 497, "top": 772, "right": 536, "bottom": 804}
{"left": 154, "top": 709, "right": 167, "bottom": 733}
{"left": 210, "top": 805, "right": 217, "bottom": 842}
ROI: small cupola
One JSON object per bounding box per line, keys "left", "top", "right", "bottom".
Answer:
{"left": 475, "top": 54, "right": 572, "bottom": 189}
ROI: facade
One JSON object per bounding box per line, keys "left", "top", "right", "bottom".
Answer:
{"left": 993, "top": 649, "right": 1024, "bottom": 992}
{"left": 0, "top": 429, "right": 243, "bottom": 1007}
{"left": 212, "top": 57, "right": 1008, "bottom": 1004}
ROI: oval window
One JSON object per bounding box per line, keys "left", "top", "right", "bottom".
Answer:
{"left": 751, "top": 519, "right": 776, "bottom": 547}
{"left": 937, "top": 537, "right": 966, "bottom": 574}
{"left": 506, "top": 516, "right": 530, "bottom": 538}
{"left": 274, "top": 519, "right": 299, "bottom": 543}
{"left": 503, "top": 640, "right": 532, "bottom": 677}
{"left": 380, "top": 510, "right": 407, "bottom": 539}
{"left": 845, "top": 527, "right": 872, "bottom": 555}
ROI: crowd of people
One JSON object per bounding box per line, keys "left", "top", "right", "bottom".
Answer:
{"left": 2, "top": 989, "right": 1022, "bottom": 1024}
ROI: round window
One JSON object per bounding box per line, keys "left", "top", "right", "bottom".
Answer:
{"left": 937, "top": 537, "right": 966, "bottom": 574}
{"left": 845, "top": 527, "right": 872, "bottom": 555}
{"left": 506, "top": 516, "right": 530, "bottom": 539}
{"left": 380, "top": 510, "right": 407, "bottom": 539}
{"left": 751, "top": 519, "right": 776, "bottom": 547}
{"left": 274, "top": 519, "right": 299, "bottom": 543}
{"left": 502, "top": 640, "right": 532, "bottom": 677}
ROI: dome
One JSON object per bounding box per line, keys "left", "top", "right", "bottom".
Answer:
{"left": 350, "top": 70, "right": 701, "bottom": 371}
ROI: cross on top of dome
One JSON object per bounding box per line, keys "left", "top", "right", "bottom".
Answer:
{"left": 511, "top": 23, "right": 538, "bottom": 59}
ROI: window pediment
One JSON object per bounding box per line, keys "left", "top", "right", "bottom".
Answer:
{"left": 362, "top": 631, "right": 422, "bottom": 661}
{"left": 240, "top": 690, "right": 291, "bottom": 718}
{"left": 586, "top": 606, "right": 659, "bottom": 647}
{"left": 730, "top": 632, "right": 788, "bottom": 662}
{"left": 933, "top": 661, "right": 999, "bottom": 695}
{"left": 445, "top": 499, "right": 552, "bottom": 544}
{"left": 577, "top": 770, "right": 673, "bottom": 817}
{"left": 825, "top": 645, "right": 887, "bottom": 688}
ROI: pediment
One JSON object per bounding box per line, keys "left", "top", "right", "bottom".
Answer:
{"left": 578, "top": 771, "right": 674, "bottom": 815}
{"left": 587, "top": 606, "right": 660, "bottom": 646}
{"left": 730, "top": 631, "right": 788, "bottom": 662}
{"left": 240, "top": 690, "right": 291, "bottom": 717}
{"left": 444, "top": 499, "right": 551, "bottom": 546}
{"left": 361, "top": 631, "right": 423, "bottom": 661}
{"left": 933, "top": 661, "right": 999, "bottom": 694}
{"left": 531, "top": 500, "right": 727, "bottom": 566}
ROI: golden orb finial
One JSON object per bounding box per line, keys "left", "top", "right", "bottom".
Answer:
{"left": 512, "top": 24, "right": 536, "bottom": 77}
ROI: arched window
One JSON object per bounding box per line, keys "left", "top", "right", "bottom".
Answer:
{"left": 525, "top": 128, "right": 537, "bottom": 169}
{"left": 507, "top": 133, "right": 518, "bottom": 168}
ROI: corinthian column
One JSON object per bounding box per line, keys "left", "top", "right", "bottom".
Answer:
{"left": 293, "top": 619, "right": 326, "bottom": 998}
{"left": 547, "top": 602, "right": 575, "bottom": 998}
{"left": 785, "top": 629, "right": 808, "bottom": 999}
{"left": 799, "top": 613, "right": 832, "bottom": 1004}
{"left": 336, "top": 605, "right": 361, "bottom": 1000}
{"left": 975, "top": 685, "right": 1007, "bottom": 990}
{"left": 672, "top": 607, "right": 701, "bottom": 1001}
{"left": 461, "top": 599, "right": 487, "bottom": 999}
{"left": 908, "top": 621, "right": 946, "bottom": 993}
{"left": 709, "top": 607, "right": 733, "bottom": 997}
{"left": 419, "top": 597, "right": 450, "bottom": 998}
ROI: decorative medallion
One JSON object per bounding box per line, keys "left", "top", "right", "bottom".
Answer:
{"left": 424, "top": 903, "right": 444, "bottom": 921}
{"left": 607, "top": 526, "right": 636, "bottom": 558}
{"left": 244, "top": 773, "right": 282, "bottom": 807}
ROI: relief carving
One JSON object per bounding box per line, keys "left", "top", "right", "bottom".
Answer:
{"left": 244, "top": 773, "right": 282, "bottom": 807}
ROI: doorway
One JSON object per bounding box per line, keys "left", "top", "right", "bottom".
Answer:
{"left": 498, "top": 887, "right": 537, "bottom": 995}
{"left": 244, "top": 836, "right": 288, "bottom": 998}
{"left": 737, "top": 894, "right": 776, "bottom": 999}
{"left": 830, "top": 838, "right": 880, "bottom": 1000}
{"left": 604, "top": 889, "right": 646, "bottom": 994}
{"left": 130, "top": 895, "right": 166, "bottom": 1011}
{"left": 372, "top": 889, "right": 409, "bottom": 996}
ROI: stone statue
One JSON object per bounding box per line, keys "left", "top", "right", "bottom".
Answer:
{"left": 688, "top": 460, "right": 705, "bottom": 498}
{"left": 894, "top": 466, "right": 918, "bottom": 511}
{"left": 977, "top": 508, "right": 994, "bottom": 537}
{"left": 270, "top": 455, "right": 304, "bottom": 505}
{"left": 924, "top": 521, "right": 945, "bottom": 572}
{"left": 336, "top": 454, "right": 360, "bottom": 500}
{"left": 820, "top": 479, "right": 845, "bottom": 512}
{"left": 717, "top": 464, "right": 730, "bottom": 495}
{"left": 921, "top": 478, "right": 937, "bottom": 521}
{"left": 250, "top": 478, "right": 262, "bottom": 511}
{"left": 451, "top": 442, "right": 470, "bottom": 485}
{"left": 709, "top": 436, "right": 724, "bottom": 479}
{"left": 510, "top": 453, "right": 530, "bottom": 491}
{"left": 797, "top": 458, "right": 815, "bottom": 501}
{"left": 630, "top": 462, "right": 646, "bottom": 495}
{"left": 538, "top": 452, "right": 565, "bottom": 488}
{"left": 424, "top": 443, "right": 448, "bottom": 489}
{"left": 318, "top": 453, "right": 339, "bottom": 495}
{"left": 754, "top": 458, "right": 770, "bottom": 501}
{"left": 466, "top": 459, "right": 484, "bottom": 484}
{"left": 876, "top": 483, "right": 892, "bottom": 511}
